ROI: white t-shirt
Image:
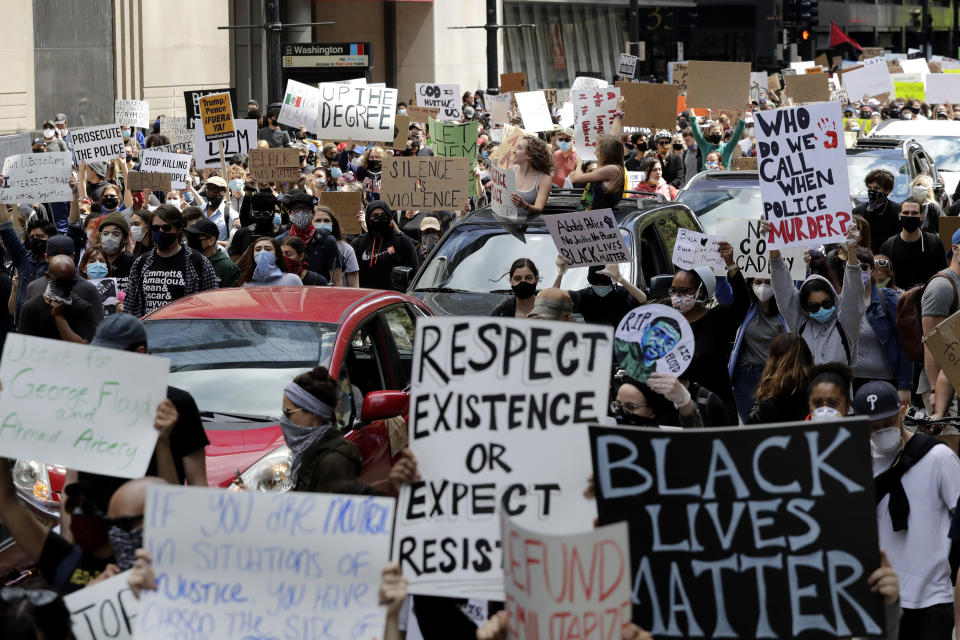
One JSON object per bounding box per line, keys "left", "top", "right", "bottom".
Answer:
{"left": 875, "top": 443, "right": 960, "bottom": 608}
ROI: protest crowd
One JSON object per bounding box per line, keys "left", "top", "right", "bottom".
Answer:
{"left": 12, "top": 25, "right": 960, "bottom": 640}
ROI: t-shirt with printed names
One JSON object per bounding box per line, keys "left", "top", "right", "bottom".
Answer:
{"left": 141, "top": 250, "right": 187, "bottom": 314}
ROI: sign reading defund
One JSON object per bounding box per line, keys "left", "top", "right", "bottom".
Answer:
{"left": 754, "top": 102, "right": 852, "bottom": 249}
{"left": 393, "top": 317, "right": 610, "bottom": 600}
{"left": 588, "top": 420, "right": 884, "bottom": 639}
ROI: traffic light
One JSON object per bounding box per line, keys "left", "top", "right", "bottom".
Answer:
{"left": 802, "top": 29, "right": 810, "bottom": 41}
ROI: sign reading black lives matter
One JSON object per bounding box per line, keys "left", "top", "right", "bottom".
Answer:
{"left": 393, "top": 317, "right": 610, "bottom": 600}
{"left": 588, "top": 420, "right": 884, "bottom": 639}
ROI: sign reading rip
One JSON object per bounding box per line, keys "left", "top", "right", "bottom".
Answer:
{"left": 198, "top": 92, "right": 236, "bottom": 142}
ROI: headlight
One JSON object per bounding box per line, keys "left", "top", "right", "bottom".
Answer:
{"left": 12, "top": 459, "right": 52, "bottom": 503}
{"left": 233, "top": 446, "right": 293, "bottom": 493}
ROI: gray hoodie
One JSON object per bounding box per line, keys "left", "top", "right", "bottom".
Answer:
{"left": 771, "top": 255, "right": 865, "bottom": 366}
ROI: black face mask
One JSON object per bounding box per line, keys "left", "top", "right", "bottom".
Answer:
{"left": 900, "top": 215, "right": 922, "bottom": 232}
{"left": 368, "top": 218, "right": 390, "bottom": 235}
{"left": 613, "top": 409, "right": 658, "bottom": 427}
{"left": 206, "top": 194, "right": 224, "bottom": 209}
{"left": 187, "top": 235, "right": 207, "bottom": 252}
{"left": 512, "top": 281, "right": 537, "bottom": 300}
{"left": 635, "top": 141, "right": 648, "bottom": 152}
{"left": 672, "top": 143, "right": 683, "bottom": 150}
{"left": 253, "top": 214, "right": 274, "bottom": 235}
{"left": 867, "top": 188, "right": 887, "bottom": 204}
{"left": 367, "top": 160, "right": 381, "bottom": 172}
{"left": 152, "top": 230, "right": 179, "bottom": 249}
{"left": 29, "top": 236, "right": 46, "bottom": 254}
{"left": 101, "top": 197, "right": 119, "bottom": 210}
{"left": 708, "top": 133, "right": 723, "bottom": 144}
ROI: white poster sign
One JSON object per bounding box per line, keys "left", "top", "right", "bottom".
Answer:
{"left": 925, "top": 73, "right": 960, "bottom": 104}
{"left": 899, "top": 57, "right": 931, "bottom": 82}
{"left": 489, "top": 165, "right": 519, "bottom": 220}
{"left": 572, "top": 76, "right": 609, "bottom": 90}
{"left": 488, "top": 92, "right": 512, "bottom": 125}
{"left": 573, "top": 87, "right": 620, "bottom": 161}
{"left": 192, "top": 118, "right": 256, "bottom": 169}
{"left": 716, "top": 217, "right": 807, "bottom": 280}
{"left": 71, "top": 124, "right": 125, "bottom": 162}
{"left": 157, "top": 115, "right": 191, "bottom": 144}
{"left": 317, "top": 83, "right": 398, "bottom": 141}
{"left": 544, "top": 208, "right": 632, "bottom": 267}
{"left": 393, "top": 317, "right": 609, "bottom": 600}
{"left": 514, "top": 91, "right": 554, "bottom": 132}
{"left": 65, "top": 570, "right": 137, "bottom": 640}
{"left": 140, "top": 486, "right": 395, "bottom": 640}
{"left": 841, "top": 64, "right": 893, "bottom": 101}
{"left": 618, "top": 53, "right": 639, "bottom": 78}
{"left": 114, "top": 100, "right": 150, "bottom": 129}
{"left": 0, "top": 335, "right": 169, "bottom": 477}
{"left": 672, "top": 228, "right": 726, "bottom": 273}
{"left": 278, "top": 79, "right": 321, "bottom": 133}
{"left": 790, "top": 60, "right": 816, "bottom": 73}
{"left": 0, "top": 152, "right": 72, "bottom": 204}
{"left": 754, "top": 101, "right": 852, "bottom": 249}
{"left": 415, "top": 83, "right": 461, "bottom": 122}
{"left": 139, "top": 150, "right": 191, "bottom": 190}
{"left": 0, "top": 133, "right": 31, "bottom": 171}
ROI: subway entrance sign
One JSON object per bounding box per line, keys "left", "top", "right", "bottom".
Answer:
{"left": 282, "top": 42, "right": 371, "bottom": 68}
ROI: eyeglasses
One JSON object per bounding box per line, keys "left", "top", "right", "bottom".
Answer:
{"left": 282, "top": 407, "right": 305, "bottom": 419}
{"left": 668, "top": 286, "right": 697, "bottom": 296}
{"left": 0, "top": 587, "right": 59, "bottom": 607}
{"left": 610, "top": 401, "right": 648, "bottom": 414}
{"left": 875, "top": 258, "right": 890, "bottom": 268}
{"left": 100, "top": 230, "right": 123, "bottom": 239}
{"left": 802, "top": 299, "right": 835, "bottom": 313}
{"left": 103, "top": 514, "right": 143, "bottom": 532}
{"left": 150, "top": 224, "right": 175, "bottom": 233}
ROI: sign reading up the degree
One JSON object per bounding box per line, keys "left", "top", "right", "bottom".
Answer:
{"left": 198, "top": 93, "right": 235, "bottom": 142}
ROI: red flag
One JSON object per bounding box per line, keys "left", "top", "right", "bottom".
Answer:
{"left": 829, "top": 21, "right": 863, "bottom": 51}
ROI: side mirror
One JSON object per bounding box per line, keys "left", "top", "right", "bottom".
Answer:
{"left": 361, "top": 390, "right": 408, "bottom": 421}
{"left": 649, "top": 274, "right": 673, "bottom": 300}
{"left": 391, "top": 266, "right": 413, "bottom": 291}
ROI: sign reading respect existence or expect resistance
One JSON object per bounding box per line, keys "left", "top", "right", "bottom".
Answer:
{"left": 754, "top": 101, "right": 852, "bottom": 249}
{"left": 317, "top": 82, "right": 398, "bottom": 142}
{"left": 0, "top": 335, "right": 169, "bottom": 478}
{"left": 393, "top": 317, "right": 610, "bottom": 600}
{"left": 588, "top": 420, "right": 884, "bottom": 639}
{"left": 0, "top": 152, "right": 72, "bottom": 204}
{"left": 139, "top": 486, "right": 395, "bottom": 640}
{"left": 381, "top": 157, "right": 471, "bottom": 211}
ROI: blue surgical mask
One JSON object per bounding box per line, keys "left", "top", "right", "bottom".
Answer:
{"left": 592, "top": 285, "right": 613, "bottom": 297}
{"left": 330, "top": 167, "right": 342, "bottom": 179}
{"left": 809, "top": 306, "right": 835, "bottom": 323}
{"left": 229, "top": 178, "right": 243, "bottom": 192}
{"left": 86, "top": 261, "right": 108, "bottom": 279}
{"left": 122, "top": 128, "right": 131, "bottom": 139}
{"left": 314, "top": 222, "right": 332, "bottom": 233}
{"left": 557, "top": 141, "right": 571, "bottom": 152}
{"left": 481, "top": 150, "right": 489, "bottom": 159}
{"left": 253, "top": 250, "right": 280, "bottom": 281}
{"left": 273, "top": 213, "right": 282, "bottom": 227}
{"left": 705, "top": 162, "right": 720, "bottom": 171}
{"left": 398, "top": 108, "right": 407, "bottom": 116}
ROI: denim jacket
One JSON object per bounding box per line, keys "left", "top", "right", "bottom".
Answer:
{"left": 865, "top": 284, "right": 913, "bottom": 390}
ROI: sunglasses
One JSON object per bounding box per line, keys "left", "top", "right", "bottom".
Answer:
{"left": 610, "top": 401, "right": 647, "bottom": 414}
{"left": 0, "top": 587, "right": 59, "bottom": 607}
{"left": 557, "top": 138, "right": 572, "bottom": 143}
{"left": 103, "top": 514, "right": 144, "bottom": 532}
{"left": 282, "top": 407, "right": 305, "bottom": 419}
{"left": 150, "top": 224, "right": 175, "bottom": 233}
{"left": 803, "top": 299, "right": 835, "bottom": 313}
{"left": 875, "top": 258, "right": 890, "bottom": 268}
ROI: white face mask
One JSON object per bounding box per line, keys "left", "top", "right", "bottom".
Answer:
{"left": 167, "top": 198, "right": 181, "bottom": 208}
{"left": 753, "top": 284, "right": 773, "bottom": 302}
{"left": 911, "top": 186, "right": 929, "bottom": 201}
{"left": 811, "top": 406, "right": 842, "bottom": 422}
{"left": 43, "top": 128, "right": 55, "bottom": 139}
{"left": 130, "top": 225, "right": 146, "bottom": 242}
{"left": 871, "top": 426, "right": 902, "bottom": 455}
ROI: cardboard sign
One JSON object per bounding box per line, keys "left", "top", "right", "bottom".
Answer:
{"left": 731, "top": 156, "right": 757, "bottom": 170}
{"left": 381, "top": 156, "right": 470, "bottom": 211}
{"left": 573, "top": 87, "right": 620, "bottom": 161}
{"left": 71, "top": 124, "right": 124, "bottom": 162}
{"left": 488, "top": 92, "right": 512, "bottom": 125}
{"left": 139, "top": 149, "right": 191, "bottom": 190}
{"left": 767, "top": 74, "right": 782, "bottom": 93}
{"left": 0, "top": 133, "right": 31, "bottom": 172}
{"left": 317, "top": 191, "right": 363, "bottom": 235}
{"left": 392, "top": 114, "right": 410, "bottom": 150}
{"left": 925, "top": 73, "right": 960, "bottom": 104}
{"left": 114, "top": 99, "right": 149, "bottom": 129}
{"left": 500, "top": 72, "right": 527, "bottom": 93}
{"left": 393, "top": 317, "right": 610, "bottom": 599}
{"left": 489, "top": 165, "right": 519, "bottom": 220}
{"left": 755, "top": 102, "right": 852, "bottom": 249}
{"left": 248, "top": 148, "right": 301, "bottom": 183}
{"left": 140, "top": 486, "right": 394, "bottom": 640}
{"left": 429, "top": 118, "right": 479, "bottom": 196}
{"left": 183, "top": 87, "right": 236, "bottom": 129}
{"left": 502, "top": 516, "right": 632, "bottom": 639}
{"left": 0, "top": 334, "right": 168, "bottom": 477}
{"left": 716, "top": 217, "right": 807, "bottom": 280}
{"left": 405, "top": 105, "right": 440, "bottom": 123}
{"left": 65, "top": 570, "right": 136, "bottom": 640}
{"left": 686, "top": 61, "right": 750, "bottom": 110}
{"left": 672, "top": 228, "right": 726, "bottom": 272}
{"left": 157, "top": 115, "right": 191, "bottom": 144}
{"left": 784, "top": 73, "right": 830, "bottom": 104}
{"left": 614, "top": 304, "right": 694, "bottom": 382}
{"left": 618, "top": 53, "right": 639, "bottom": 78}
{"left": 126, "top": 171, "right": 172, "bottom": 192}
{"left": 669, "top": 62, "right": 689, "bottom": 93}
{"left": 926, "top": 308, "right": 960, "bottom": 394}
{"left": 588, "top": 420, "right": 885, "bottom": 638}
{"left": 415, "top": 82, "right": 461, "bottom": 122}
{"left": 514, "top": 91, "right": 554, "bottom": 132}
{"left": 841, "top": 64, "right": 892, "bottom": 102}
{"left": 938, "top": 217, "right": 960, "bottom": 257}
{"left": 192, "top": 118, "right": 256, "bottom": 169}
{"left": 198, "top": 92, "right": 235, "bottom": 142}
{"left": 815, "top": 52, "right": 829, "bottom": 68}
{"left": 0, "top": 152, "right": 72, "bottom": 204}
{"left": 277, "top": 79, "right": 321, "bottom": 133}
{"left": 859, "top": 47, "right": 884, "bottom": 61}
{"left": 318, "top": 83, "right": 398, "bottom": 142}
{"left": 616, "top": 82, "right": 678, "bottom": 130}
{"left": 544, "top": 208, "right": 632, "bottom": 266}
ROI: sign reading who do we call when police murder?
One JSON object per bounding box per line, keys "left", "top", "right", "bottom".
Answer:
{"left": 755, "top": 101, "right": 852, "bottom": 249}
{"left": 0, "top": 335, "right": 169, "bottom": 478}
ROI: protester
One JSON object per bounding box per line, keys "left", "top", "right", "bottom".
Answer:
{"left": 569, "top": 136, "right": 626, "bottom": 211}
{"left": 909, "top": 174, "right": 944, "bottom": 233}
{"left": 612, "top": 372, "right": 705, "bottom": 428}
{"left": 0, "top": 586, "right": 74, "bottom": 640}
{"left": 492, "top": 258, "right": 540, "bottom": 318}
{"left": 319, "top": 209, "right": 360, "bottom": 287}
{"left": 872, "top": 254, "right": 900, "bottom": 291}
{"left": 680, "top": 126, "right": 699, "bottom": 185}
{"left": 0, "top": 204, "right": 56, "bottom": 324}
{"left": 276, "top": 190, "right": 340, "bottom": 283}
{"left": 257, "top": 109, "right": 292, "bottom": 148}
{"left": 806, "top": 362, "right": 855, "bottom": 420}
{"left": 23, "top": 235, "right": 103, "bottom": 318}
{"left": 508, "top": 135, "right": 553, "bottom": 215}
{"left": 416, "top": 216, "right": 442, "bottom": 265}
{"left": 238, "top": 237, "right": 303, "bottom": 287}
{"left": 633, "top": 156, "right": 678, "bottom": 200}
{"left": 555, "top": 262, "right": 647, "bottom": 327}
{"left": 879, "top": 197, "right": 945, "bottom": 290}
{"left": 185, "top": 218, "right": 239, "bottom": 287}
{"left": 652, "top": 128, "right": 684, "bottom": 187}
{"left": 339, "top": 144, "right": 384, "bottom": 202}
{"left": 94, "top": 211, "right": 135, "bottom": 285}
{"left": 230, "top": 190, "right": 279, "bottom": 259}
{"left": 921, "top": 228, "right": 960, "bottom": 418}
{"left": 528, "top": 287, "right": 576, "bottom": 321}
{"left": 551, "top": 127, "right": 577, "bottom": 187}
{"left": 18, "top": 254, "right": 99, "bottom": 343}
{"left": 853, "top": 169, "right": 901, "bottom": 254}
{"left": 281, "top": 236, "right": 328, "bottom": 285}
{"left": 748, "top": 333, "right": 813, "bottom": 424}
{"left": 189, "top": 176, "right": 235, "bottom": 241}
{"left": 350, "top": 200, "right": 417, "bottom": 290}
{"left": 684, "top": 109, "right": 746, "bottom": 170}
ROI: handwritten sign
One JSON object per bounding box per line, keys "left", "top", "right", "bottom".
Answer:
{"left": 500, "top": 72, "right": 527, "bottom": 93}
{"left": 405, "top": 105, "right": 440, "bottom": 123}
{"left": 248, "top": 148, "right": 301, "bottom": 183}
{"left": 544, "top": 208, "right": 632, "bottom": 267}
{"left": 198, "top": 92, "right": 235, "bottom": 142}
{"left": 755, "top": 102, "right": 851, "bottom": 249}
{"left": 429, "top": 118, "right": 479, "bottom": 196}
{"left": 381, "top": 157, "right": 469, "bottom": 211}
{"left": 415, "top": 82, "right": 460, "bottom": 122}
{"left": 0, "top": 152, "right": 72, "bottom": 204}
{"left": 669, "top": 62, "right": 689, "bottom": 93}
{"left": 318, "top": 83, "right": 398, "bottom": 142}
{"left": 716, "top": 218, "right": 807, "bottom": 280}
{"left": 618, "top": 53, "right": 639, "bottom": 78}
{"left": 65, "top": 570, "right": 137, "bottom": 640}
{"left": 278, "top": 79, "right": 321, "bottom": 134}
{"left": 140, "top": 486, "right": 395, "bottom": 640}
{"left": 183, "top": 88, "right": 236, "bottom": 129}
{"left": 489, "top": 165, "right": 519, "bottom": 220}
{"left": 589, "top": 420, "right": 885, "bottom": 638}
{"left": 139, "top": 149, "right": 191, "bottom": 190}
{"left": 573, "top": 87, "right": 620, "bottom": 161}
{"left": 489, "top": 124, "right": 526, "bottom": 170}
{"left": 672, "top": 228, "right": 726, "bottom": 273}
{"left": 0, "top": 335, "right": 168, "bottom": 477}
{"left": 157, "top": 115, "right": 191, "bottom": 144}
{"left": 894, "top": 81, "right": 926, "bottom": 101}
{"left": 514, "top": 91, "right": 554, "bottom": 132}
{"left": 115, "top": 100, "right": 149, "bottom": 129}
{"left": 192, "top": 118, "right": 256, "bottom": 169}
{"left": 502, "top": 516, "right": 632, "bottom": 640}
{"left": 393, "top": 317, "right": 609, "bottom": 599}
{"left": 488, "top": 92, "right": 512, "bottom": 125}
{"left": 614, "top": 304, "right": 694, "bottom": 382}
{"left": 317, "top": 191, "right": 363, "bottom": 235}
{"left": 126, "top": 171, "right": 172, "bottom": 192}
{"left": 71, "top": 124, "right": 124, "bottom": 162}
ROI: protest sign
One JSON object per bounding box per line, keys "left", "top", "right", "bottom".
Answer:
{"left": 381, "top": 157, "right": 470, "bottom": 211}
{"left": 140, "top": 486, "right": 394, "bottom": 640}
{"left": 71, "top": 124, "right": 124, "bottom": 162}
{"left": 614, "top": 304, "right": 693, "bottom": 383}
{"left": 317, "top": 191, "right": 363, "bottom": 234}
{"left": 488, "top": 92, "right": 512, "bottom": 124}
{"left": 573, "top": 76, "right": 609, "bottom": 90}
{"left": 147, "top": 141, "right": 193, "bottom": 155}
{"left": 502, "top": 516, "right": 632, "bottom": 640}
{"left": 192, "top": 118, "right": 256, "bottom": 169}
{"left": 0, "top": 133, "right": 31, "bottom": 172}
{"left": 514, "top": 91, "right": 554, "bottom": 132}
{"left": 157, "top": 115, "right": 191, "bottom": 144}
{"left": 114, "top": 99, "right": 149, "bottom": 129}
{"left": 615, "top": 82, "right": 678, "bottom": 130}
{"left": 126, "top": 171, "right": 171, "bottom": 192}
{"left": 544, "top": 208, "right": 632, "bottom": 267}
{"left": 183, "top": 87, "right": 236, "bottom": 129}
{"left": 429, "top": 117, "right": 479, "bottom": 195}
{"left": 415, "top": 82, "right": 461, "bottom": 122}
{"left": 895, "top": 81, "right": 926, "bottom": 101}
{"left": 488, "top": 164, "right": 519, "bottom": 220}
{"left": 392, "top": 114, "right": 410, "bottom": 150}
{"left": 0, "top": 334, "right": 168, "bottom": 477}
{"left": 840, "top": 63, "right": 892, "bottom": 101}
{"left": 925, "top": 73, "right": 960, "bottom": 104}
{"left": 500, "top": 72, "right": 527, "bottom": 92}
{"left": 899, "top": 57, "right": 930, "bottom": 81}
{"left": 490, "top": 124, "right": 526, "bottom": 170}
{"left": 573, "top": 87, "right": 620, "bottom": 161}
{"left": 93, "top": 278, "right": 120, "bottom": 315}
{"left": 139, "top": 149, "right": 191, "bottom": 190}
{"left": 669, "top": 62, "right": 689, "bottom": 93}
{"left": 198, "top": 92, "right": 235, "bottom": 142}
{"left": 393, "top": 317, "right": 609, "bottom": 599}
{"left": 618, "top": 53, "right": 639, "bottom": 78}
{"left": 750, "top": 72, "right": 769, "bottom": 102}
{"left": 754, "top": 102, "right": 851, "bottom": 249}
{"left": 859, "top": 46, "right": 884, "bottom": 61}
{"left": 815, "top": 52, "right": 829, "bottom": 68}
{"left": 767, "top": 73, "right": 782, "bottom": 93}
{"left": 790, "top": 60, "right": 816, "bottom": 73}
{"left": 716, "top": 217, "right": 806, "bottom": 280}
{"left": 248, "top": 148, "right": 301, "bottom": 183}
{"left": 406, "top": 105, "right": 440, "bottom": 123}
{"left": 924, "top": 307, "right": 960, "bottom": 393}
{"left": 784, "top": 73, "right": 830, "bottom": 104}
{"left": 318, "top": 83, "right": 398, "bottom": 142}
{"left": 731, "top": 156, "right": 757, "bottom": 170}
{"left": 0, "top": 152, "right": 72, "bottom": 204}
{"left": 65, "top": 570, "right": 137, "bottom": 640}
{"left": 672, "top": 228, "right": 726, "bottom": 272}
{"left": 686, "top": 61, "right": 750, "bottom": 110}
{"left": 277, "top": 79, "right": 321, "bottom": 133}
{"left": 588, "top": 419, "right": 884, "bottom": 638}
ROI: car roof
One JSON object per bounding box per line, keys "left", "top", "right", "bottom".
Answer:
{"left": 143, "top": 286, "right": 412, "bottom": 323}
{"left": 459, "top": 191, "right": 689, "bottom": 226}
{"left": 679, "top": 169, "right": 759, "bottom": 189}
{"left": 871, "top": 120, "right": 960, "bottom": 136}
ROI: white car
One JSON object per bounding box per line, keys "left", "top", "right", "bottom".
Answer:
{"left": 868, "top": 119, "right": 960, "bottom": 201}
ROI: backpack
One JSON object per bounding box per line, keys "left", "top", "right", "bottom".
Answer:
{"left": 874, "top": 432, "right": 944, "bottom": 531}
{"left": 896, "top": 272, "right": 959, "bottom": 363}
{"left": 798, "top": 320, "right": 851, "bottom": 364}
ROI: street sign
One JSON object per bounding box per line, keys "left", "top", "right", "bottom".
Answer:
{"left": 282, "top": 42, "right": 371, "bottom": 68}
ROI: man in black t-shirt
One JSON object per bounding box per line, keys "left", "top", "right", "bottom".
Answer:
{"left": 880, "top": 197, "right": 946, "bottom": 290}
{"left": 18, "top": 255, "right": 99, "bottom": 342}
{"left": 557, "top": 263, "right": 648, "bottom": 328}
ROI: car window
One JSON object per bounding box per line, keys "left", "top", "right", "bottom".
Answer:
{"left": 382, "top": 305, "right": 416, "bottom": 387}
{"left": 344, "top": 321, "right": 387, "bottom": 413}
{"left": 846, "top": 154, "right": 910, "bottom": 201}
{"left": 906, "top": 137, "right": 960, "bottom": 172}
{"left": 675, "top": 185, "right": 763, "bottom": 235}
{"left": 636, "top": 219, "right": 666, "bottom": 287}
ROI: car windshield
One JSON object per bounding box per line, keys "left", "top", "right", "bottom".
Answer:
{"left": 145, "top": 319, "right": 337, "bottom": 418}
{"left": 415, "top": 224, "right": 633, "bottom": 292}
{"left": 675, "top": 185, "right": 763, "bottom": 235}
{"left": 846, "top": 153, "right": 910, "bottom": 201}
{"left": 908, "top": 136, "right": 960, "bottom": 172}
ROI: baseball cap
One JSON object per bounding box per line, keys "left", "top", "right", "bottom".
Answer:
{"left": 185, "top": 218, "right": 220, "bottom": 238}
{"left": 205, "top": 176, "right": 228, "bottom": 189}
{"left": 46, "top": 235, "right": 75, "bottom": 257}
{"left": 854, "top": 380, "right": 901, "bottom": 421}
{"left": 55, "top": 113, "right": 67, "bottom": 124}
{"left": 352, "top": 145, "right": 366, "bottom": 155}
{"left": 952, "top": 227, "right": 960, "bottom": 246}
{"left": 285, "top": 188, "right": 314, "bottom": 207}
{"left": 420, "top": 216, "right": 441, "bottom": 232}
{"left": 248, "top": 99, "right": 259, "bottom": 108}
{"left": 91, "top": 313, "right": 148, "bottom": 350}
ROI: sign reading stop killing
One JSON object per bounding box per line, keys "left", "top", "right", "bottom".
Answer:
{"left": 754, "top": 102, "right": 852, "bottom": 249}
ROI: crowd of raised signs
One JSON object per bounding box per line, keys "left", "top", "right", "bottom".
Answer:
{"left": 6, "top": 49, "right": 960, "bottom": 639}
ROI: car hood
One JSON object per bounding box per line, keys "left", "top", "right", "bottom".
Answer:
{"left": 410, "top": 291, "right": 508, "bottom": 316}
{"left": 205, "top": 423, "right": 285, "bottom": 488}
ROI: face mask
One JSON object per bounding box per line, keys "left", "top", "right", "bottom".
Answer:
{"left": 398, "top": 108, "right": 407, "bottom": 116}
{"left": 871, "top": 426, "right": 902, "bottom": 455}
{"left": 615, "top": 410, "right": 658, "bottom": 427}
{"left": 899, "top": 216, "right": 922, "bottom": 232}
{"left": 314, "top": 222, "right": 332, "bottom": 233}
{"left": 708, "top": 133, "right": 722, "bottom": 144}
{"left": 70, "top": 513, "right": 109, "bottom": 552}
{"left": 122, "top": 129, "right": 131, "bottom": 139}
{"left": 100, "top": 234, "right": 122, "bottom": 253}
{"left": 86, "top": 261, "right": 108, "bottom": 279}
{"left": 331, "top": 167, "right": 342, "bottom": 179}
{"left": 867, "top": 188, "right": 886, "bottom": 204}
{"left": 282, "top": 255, "right": 302, "bottom": 273}
{"left": 43, "top": 128, "right": 55, "bottom": 139}
{"left": 671, "top": 294, "right": 697, "bottom": 313}
{"left": 809, "top": 306, "right": 835, "bottom": 323}
{"left": 253, "top": 249, "right": 279, "bottom": 280}
{"left": 152, "top": 230, "right": 179, "bottom": 250}
{"left": 512, "top": 281, "right": 537, "bottom": 300}
{"left": 187, "top": 235, "right": 207, "bottom": 253}
{"left": 481, "top": 150, "right": 488, "bottom": 159}
{"left": 368, "top": 217, "right": 390, "bottom": 235}
{"left": 29, "top": 236, "right": 46, "bottom": 254}
{"left": 280, "top": 416, "right": 331, "bottom": 468}
{"left": 290, "top": 211, "right": 314, "bottom": 230}
{"left": 273, "top": 213, "right": 282, "bottom": 227}
{"left": 557, "top": 141, "right": 571, "bottom": 152}
{"left": 101, "top": 197, "right": 119, "bottom": 210}
{"left": 635, "top": 141, "right": 648, "bottom": 152}
{"left": 107, "top": 526, "right": 143, "bottom": 571}
{"left": 753, "top": 284, "right": 773, "bottom": 302}
{"left": 44, "top": 280, "right": 74, "bottom": 304}
{"left": 367, "top": 159, "right": 381, "bottom": 171}
{"left": 811, "top": 406, "right": 842, "bottom": 422}
{"left": 861, "top": 269, "right": 872, "bottom": 287}
{"left": 705, "top": 162, "right": 719, "bottom": 171}
{"left": 229, "top": 179, "right": 244, "bottom": 192}
{"left": 130, "top": 225, "right": 146, "bottom": 242}
{"left": 911, "top": 186, "right": 929, "bottom": 201}
{"left": 166, "top": 197, "right": 181, "bottom": 208}
{"left": 672, "top": 143, "right": 683, "bottom": 150}
{"left": 592, "top": 284, "right": 613, "bottom": 297}
{"left": 206, "top": 194, "right": 224, "bottom": 209}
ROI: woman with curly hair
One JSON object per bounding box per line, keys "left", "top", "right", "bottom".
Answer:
{"left": 508, "top": 135, "right": 554, "bottom": 215}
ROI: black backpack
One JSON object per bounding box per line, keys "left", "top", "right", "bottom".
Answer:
{"left": 874, "top": 432, "right": 944, "bottom": 531}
